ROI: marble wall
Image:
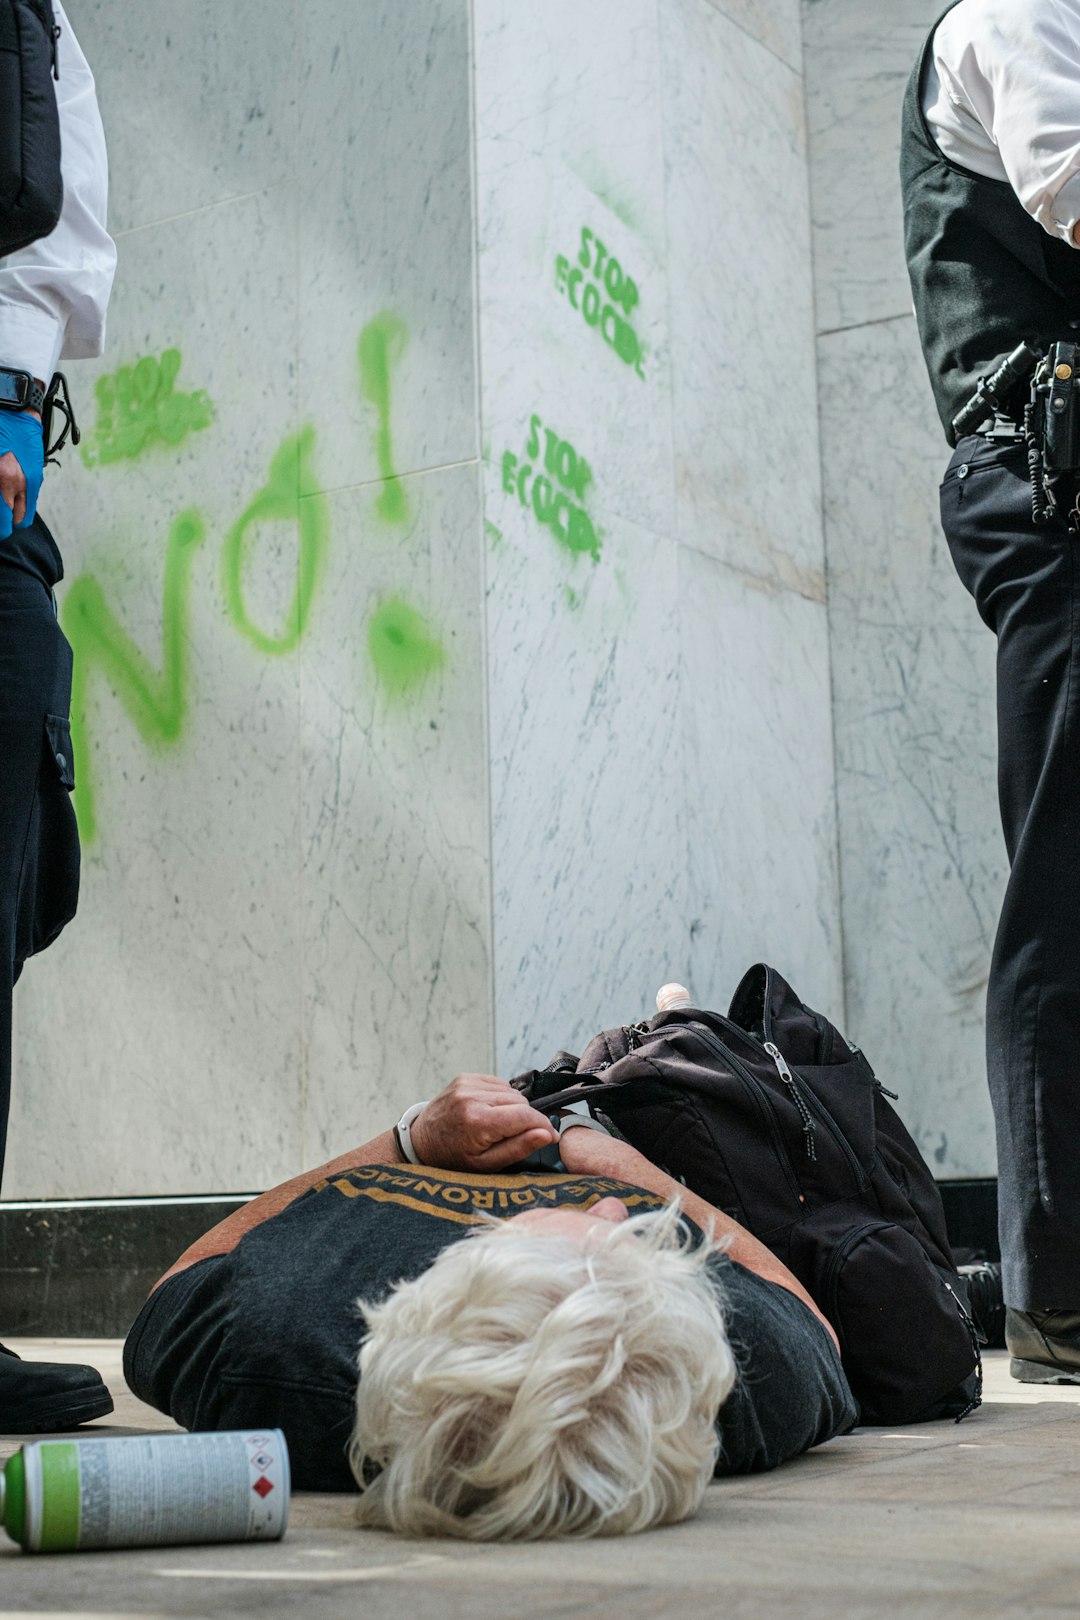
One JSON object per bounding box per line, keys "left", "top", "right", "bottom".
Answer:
{"left": 803, "top": 1, "right": 1004, "bottom": 1176}
{"left": 474, "top": 0, "right": 841, "bottom": 1072}
{"left": 6, "top": 0, "right": 841, "bottom": 1198}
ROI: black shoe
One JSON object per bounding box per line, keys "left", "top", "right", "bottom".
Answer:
{"left": 958, "top": 1261, "right": 1006, "bottom": 1348}
{"left": 0, "top": 1343, "right": 114, "bottom": 1432}
{"left": 1006, "top": 1308, "right": 1080, "bottom": 1383}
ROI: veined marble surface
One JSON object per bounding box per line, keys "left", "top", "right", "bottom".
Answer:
{"left": 73, "top": 0, "right": 301, "bottom": 236}
{"left": 681, "top": 547, "right": 843, "bottom": 1021}
{"left": 485, "top": 503, "right": 687, "bottom": 1073}
{"left": 706, "top": 0, "right": 803, "bottom": 72}
{"left": 804, "top": 0, "right": 1006, "bottom": 1178}
{"left": 803, "top": 2, "right": 939, "bottom": 335}
{"left": 831, "top": 612, "right": 1001, "bottom": 1174}
{"left": 818, "top": 315, "right": 1002, "bottom": 1175}
{"left": 300, "top": 465, "right": 492, "bottom": 1166}
{"left": 7, "top": 185, "right": 304, "bottom": 1198}
{"left": 10, "top": 0, "right": 850, "bottom": 1198}
{"left": 474, "top": 0, "right": 674, "bottom": 542}
{"left": 296, "top": 0, "right": 477, "bottom": 497}
{"left": 663, "top": 0, "right": 824, "bottom": 599}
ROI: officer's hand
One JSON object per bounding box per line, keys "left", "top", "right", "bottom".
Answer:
{"left": 0, "top": 410, "right": 44, "bottom": 542}
{"left": 410, "top": 1074, "right": 558, "bottom": 1171}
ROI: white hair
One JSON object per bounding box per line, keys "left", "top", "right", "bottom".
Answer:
{"left": 348, "top": 1202, "right": 736, "bottom": 1540}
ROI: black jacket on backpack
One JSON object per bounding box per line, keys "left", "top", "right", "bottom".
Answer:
{"left": 0, "top": 0, "right": 62, "bottom": 257}
{"left": 513, "top": 964, "right": 981, "bottom": 1428}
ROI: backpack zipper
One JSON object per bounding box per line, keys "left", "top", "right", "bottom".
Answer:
{"left": 714, "top": 1009, "right": 866, "bottom": 1186}
{"left": 820, "top": 1220, "right": 891, "bottom": 1354}
{"left": 650, "top": 1016, "right": 865, "bottom": 1190}
{"left": 652, "top": 1021, "right": 806, "bottom": 1207}
{"left": 943, "top": 1277, "right": 984, "bottom": 1420}
{"left": 764, "top": 1042, "right": 817, "bottom": 1161}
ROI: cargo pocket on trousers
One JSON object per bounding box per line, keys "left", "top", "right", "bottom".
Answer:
{"left": 14, "top": 714, "right": 81, "bottom": 962}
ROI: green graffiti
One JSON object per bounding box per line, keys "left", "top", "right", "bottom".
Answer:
{"left": 555, "top": 227, "right": 646, "bottom": 380}
{"left": 583, "top": 187, "right": 639, "bottom": 237}
{"left": 500, "top": 412, "right": 601, "bottom": 563}
{"left": 63, "top": 509, "right": 207, "bottom": 842}
{"left": 65, "top": 314, "right": 453, "bottom": 846}
{"left": 485, "top": 520, "right": 504, "bottom": 549}
{"left": 81, "top": 349, "right": 214, "bottom": 468}
{"left": 221, "top": 427, "right": 330, "bottom": 656}
{"left": 368, "top": 596, "right": 445, "bottom": 696}
{"left": 358, "top": 313, "right": 410, "bottom": 524}
{"left": 564, "top": 585, "right": 581, "bottom": 610}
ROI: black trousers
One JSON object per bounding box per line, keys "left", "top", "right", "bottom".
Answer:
{"left": 941, "top": 434, "right": 1080, "bottom": 1308}
{"left": 0, "top": 516, "right": 80, "bottom": 1191}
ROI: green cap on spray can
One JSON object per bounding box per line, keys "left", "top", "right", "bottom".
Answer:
{"left": 0, "top": 1450, "right": 28, "bottom": 1549}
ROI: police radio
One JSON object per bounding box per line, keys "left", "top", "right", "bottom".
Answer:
{"left": 1028, "top": 343, "right": 1080, "bottom": 530}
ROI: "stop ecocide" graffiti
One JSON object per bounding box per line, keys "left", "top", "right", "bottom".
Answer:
{"left": 555, "top": 227, "right": 646, "bottom": 381}
{"left": 501, "top": 412, "right": 601, "bottom": 563}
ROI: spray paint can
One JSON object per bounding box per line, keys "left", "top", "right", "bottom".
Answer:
{"left": 0, "top": 1429, "right": 289, "bottom": 1553}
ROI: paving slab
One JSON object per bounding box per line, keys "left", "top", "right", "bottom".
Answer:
{"left": 2, "top": 1340, "right": 1079, "bottom": 1618}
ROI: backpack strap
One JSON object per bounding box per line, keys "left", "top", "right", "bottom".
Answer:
{"left": 510, "top": 1071, "right": 653, "bottom": 1114}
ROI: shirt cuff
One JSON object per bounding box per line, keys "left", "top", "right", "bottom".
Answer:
{"left": 1050, "top": 171, "right": 1080, "bottom": 247}
{"left": 0, "top": 304, "right": 65, "bottom": 382}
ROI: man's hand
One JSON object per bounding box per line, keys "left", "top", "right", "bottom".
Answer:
{"left": 410, "top": 1074, "right": 558, "bottom": 1171}
{"left": 0, "top": 408, "right": 44, "bottom": 541}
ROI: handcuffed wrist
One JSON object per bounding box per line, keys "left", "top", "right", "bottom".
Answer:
{"left": 393, "top": 1101, "right": 430, "bottom": 1165}
{"left": 554, "top": 1105, "right": 611, "bottom": 1140}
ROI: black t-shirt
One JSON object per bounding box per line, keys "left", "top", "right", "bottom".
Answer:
{"left": 125, "top": 1165, "right": 857, "bottom": 1492}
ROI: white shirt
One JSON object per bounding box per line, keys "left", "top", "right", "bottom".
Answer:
{"left": 0, "top": 0, "right": 115, "bottom": 381}
{"left": 923, "top": 0, "right": 1080, "bottom": 248}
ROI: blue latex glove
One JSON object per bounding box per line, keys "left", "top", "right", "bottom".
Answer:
{"left": 0, "top": 409, "right": 44, "bottom": 541}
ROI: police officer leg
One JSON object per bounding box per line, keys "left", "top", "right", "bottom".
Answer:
{"left": 941, "top": 436, "right": 1080, "bottom": 1329}
{"left": 0, "top": 529, "right": 112, "bottom": 1430}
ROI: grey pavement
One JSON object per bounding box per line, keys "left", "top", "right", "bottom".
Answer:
{"left": 2, "top": 1339, "right": 1080, "bottom": 1618}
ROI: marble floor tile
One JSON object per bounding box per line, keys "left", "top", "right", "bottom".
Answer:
{"left": 296, "top": 0, "right": 477, "bottom": 499}
{"left": 300, "top": 463, "right": 492, "bottom": 1165}
{"left": 803, "top": 1, "right": 940, "bottom": 334}
{"left": 485, "top": 495, "right": 686, "bottom": 1075}
{"left": 679, "top": 546, "right": 843, "bottom": 1022}
{"left": 475, "top": 0, "right": 674, "bottom": 542}
{"left": 662, "top": 0, "right": 824, "bottom": 595}
{"left": 832, "top": 618, "right": 1003, "bottom": 1178}
{"left": 77, "top": 0, "right": 300, "bottom": 236}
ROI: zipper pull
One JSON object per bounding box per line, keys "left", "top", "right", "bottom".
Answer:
{"left": 764, "top": 1040, "right": 793, "bottom": 1084}
{"left": 851, "top": 1043, "right": 899, "bottom": 1099}
{"left": 51, "top": 22, "right": 61, "bottom": 80}
{"left": 764, "top": 1042, "right": 817, "bottom": 1161}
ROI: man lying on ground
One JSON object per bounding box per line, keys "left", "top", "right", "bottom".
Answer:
{"left": 125, "top": 1075, "right": 857, "bottom": 1539}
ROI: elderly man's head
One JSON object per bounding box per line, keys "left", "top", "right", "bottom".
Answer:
{"left": 349, "top": 1201, "right": 734, "bottom": 1540}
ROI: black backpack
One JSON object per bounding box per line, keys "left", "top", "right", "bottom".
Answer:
{"left": 513, "top": 963, "right": 981, "bottom": 1427}
{"left": 0, "top": 0, "right": 62, "bottom": 257}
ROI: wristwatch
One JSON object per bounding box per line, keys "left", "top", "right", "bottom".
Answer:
{"left": 0, "top": 368, "right": 46, "bottom": 414}
{"left": 394, "top": 1100, "right": 430, "bottom": 1166}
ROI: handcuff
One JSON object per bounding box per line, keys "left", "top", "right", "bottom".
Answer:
{"left": 393, "top": 1097, "right": 611, "bottom": 1170}
{"left": 0, "top": 366, "right": 80, "bottom": 465}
